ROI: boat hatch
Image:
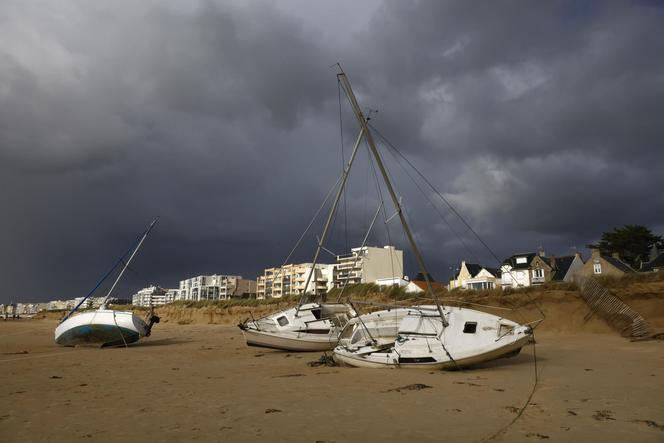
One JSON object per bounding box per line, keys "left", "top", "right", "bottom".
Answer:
{"left": 310, "top": 308, "right": 322, "bottom": 320}
{"left": 277, "top": 316, "right": 289, "bottom": 326}
{"left": 463, "top": 322, "right": 478, "bottom": 334}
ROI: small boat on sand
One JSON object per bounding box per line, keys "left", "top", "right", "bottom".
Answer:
{"left": 55, "top": 218, "right": 160, "bottom": 347}
{"left": 333, "top": 306, "right": 533, "bottom": 369}
{"left": 239, "top": 302, "right": 356, "bottom": 351}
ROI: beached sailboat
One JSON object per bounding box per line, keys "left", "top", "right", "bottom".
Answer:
{"left": 55, "top": 218, "right": 161, "bottom": 347}
{"left": 334, "top": 306, "right": 533, "bottom": 369}
{"left": 239, "top": 302, "right": 356, "bottom": 351}
{"left": 328, "top": 70, "right": 535, "bottom": 368}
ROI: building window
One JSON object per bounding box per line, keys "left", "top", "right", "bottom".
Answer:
{"left": 593, "top": 263, "right": 602, "bottom": 275}
{"left": 533, "top": 269, "right": 544, "bottom": 279}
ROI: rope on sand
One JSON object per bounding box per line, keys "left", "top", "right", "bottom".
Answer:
{"left": 482, "top": 331, "right": 540, "bottom": 442}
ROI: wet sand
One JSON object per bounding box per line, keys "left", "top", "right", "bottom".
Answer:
{"left": 1, "top": 320, "right": 663, "bottom": 442}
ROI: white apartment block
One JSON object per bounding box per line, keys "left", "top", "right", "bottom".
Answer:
{"left": 178, "top": 275, "right": 257, "bottom": 301}
{"left": 257, "top": 263, "right": 335, "bottom": 299}
{"left": 132, "top": 285, "right": 172, "bottom": 307}
{"left": 333, "top": 245, "right": 403, "bottom": 288}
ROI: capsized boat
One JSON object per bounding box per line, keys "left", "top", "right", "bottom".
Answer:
{"left": 55, "top": 309, "right": 159, "bottom": 347}
{"left": 55, "top": 218, "right": 160, "bottom": 347}
{"left": 238, "top": 302, "right": 356, "bottom": 351}
{"left": 333, "top": 305, "right": 533, "bottom": 369}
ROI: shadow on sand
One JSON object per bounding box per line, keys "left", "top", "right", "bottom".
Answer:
{"left": 469, "top": 350, "right": 543, "bottom": 370}
{"left": 132, "top": 338, "right": 191, "bottom": 347}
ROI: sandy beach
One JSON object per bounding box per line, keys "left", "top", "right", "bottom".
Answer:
{"left": 1, "top": 316, "right": 663, "bottom": 442}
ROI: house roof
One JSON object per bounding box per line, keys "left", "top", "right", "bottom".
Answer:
{"left": 412, "top": 280, "right": 445, "bottom": 291}
{"left": 484, "top": 267, "right": 501, "bottom": 278}
{"left": 464, "top": 263, "right": 483, "bottom": 278}
{"left": 551, "top": 255, "right": 575, "bottom": 281}
{"left": 502, "top": 253, "right": 537, "bottom": 270}
{"left": 603, "top": 255, "right": 635, "bottom": 273}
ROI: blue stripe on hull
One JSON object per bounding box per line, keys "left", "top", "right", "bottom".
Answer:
{"left": 56, "top": 324, "right": 140, "bottom": 347}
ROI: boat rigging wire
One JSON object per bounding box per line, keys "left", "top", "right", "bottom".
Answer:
{"left": 269, "top": 173, "right": 343, "bottom": 286}
{"left": 369, "top": 122, "right": 546, "bottom": 320}
{"left": 379, "top": 135, "right": 482, "bottom": 264}
{"left": 59, "top": 231, "right": 146, "bottom": 324}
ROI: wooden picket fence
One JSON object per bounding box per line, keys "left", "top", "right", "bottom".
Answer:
{"left": 575, "top": 276, "right": 650, "bottom": 338}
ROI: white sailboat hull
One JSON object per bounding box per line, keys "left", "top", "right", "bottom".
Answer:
{"left": 333, "top": 305, "right": 534, "bottom": 369}
{"left": 55, "top": 310, "right": 150, "bottom": 347}
{"left": 239, "top": 303, "right": 356, "bottom": 351}
{"left": 333, "top": 333, "right": 530, "bottom": 369}
{"left": 242, "top": 328, "right": 340, "bottom": 351}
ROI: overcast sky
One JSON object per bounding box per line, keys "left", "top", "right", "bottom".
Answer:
{"left": 2, "top": 0, "right": 663, "bottom": 303}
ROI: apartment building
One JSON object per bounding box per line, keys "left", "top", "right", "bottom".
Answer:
{"left": 256, "top": 263, "right": 335, "bottom": 299}
{"left": 178, "top": 275, "right": 257, "bottom": 301}
{"left": 132, "top": 285, "right": 171, "bottom": 307}
{"left": 333, "top": 245, "right": 403, "bottom": 288}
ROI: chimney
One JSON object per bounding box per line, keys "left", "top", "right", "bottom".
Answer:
{"left": 587, "top": 244, "right": 600, "bottom": 260}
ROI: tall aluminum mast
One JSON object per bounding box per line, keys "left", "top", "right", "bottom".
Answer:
{"left": 295, "top": 127, "right": 365, "bottom": 316}
{"left": 100, "top": 217, "right": 160, "bottom": 309}
{"left": 337, "top": 70, "right": 448, "bottom": 326}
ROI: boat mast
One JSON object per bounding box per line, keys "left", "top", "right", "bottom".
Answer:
{"left": 296, "top": 127, "right": 365, "bottom": 316}
{"left": 100, "top": 217, "right": 160, "bottom": 309}
{"left": 337, "top": 70, "right": 448, "bottom": 326}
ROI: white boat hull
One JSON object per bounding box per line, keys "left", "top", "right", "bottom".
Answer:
{"left": 333, "top": 305, "right": 534, "bottom": 369}
{"left": 55, "top": 310, "right": 150, "bottom": 347}
{"left": 333, "top": 333, "right": 531, "bottom": 369}
{"left": 242, "top": 328, "right": 340, "bottom": 351}
{"left": 239, "top": 303, "right": 356, "bottom": 351}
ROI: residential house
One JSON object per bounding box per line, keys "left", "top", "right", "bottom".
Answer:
{"left": 375, "top": 276, "right": 424, "bottom": 294}
{"left": 501, "top": 251, "right": 584, "bottom": 288}
{"left": 575, "top": 246, "right": 634, "bottom": 279}
{"left": 501, "top": 253, "right": 538, "bottom": 288}
{"left": 411, "top": 272, "right": 446, "bottom": 292}
{"left": 449, "top": 261, "right": 501, "bottom": 290}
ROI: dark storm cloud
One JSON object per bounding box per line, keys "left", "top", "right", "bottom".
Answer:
{"left": 1, "top": 0, "right": 663, "bottom": 302}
